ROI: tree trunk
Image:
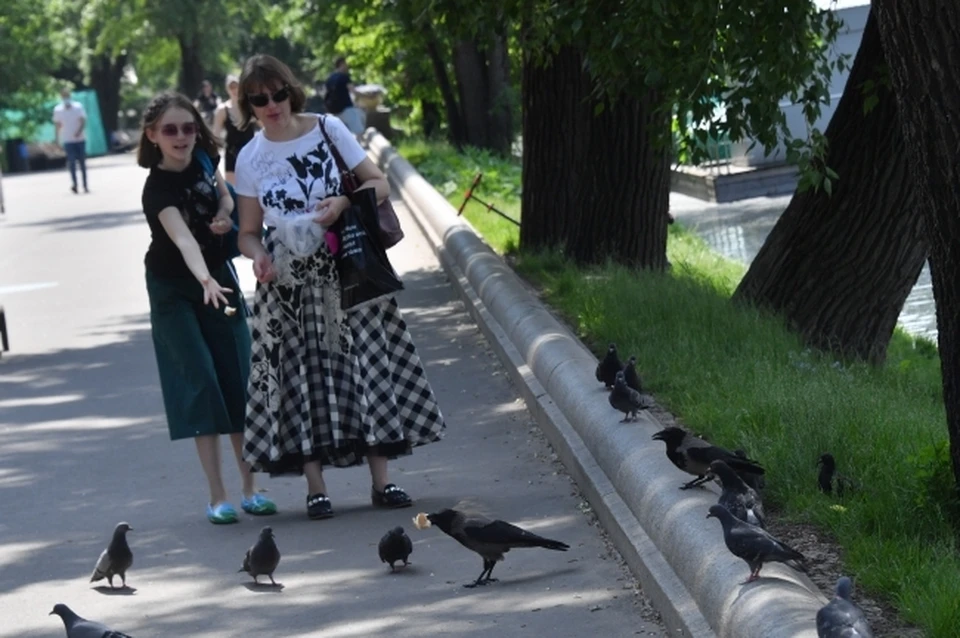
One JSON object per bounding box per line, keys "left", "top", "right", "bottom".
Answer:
{"left": 177, "top": 33, "right": 204, "bottom": 99}
{"left": 421, "top": 29, "right": 466, "bottom": 147}
{"left": 453, "top": 40, "right": 490, "bottom": 149}
{"left": 521, "top": 45, "right": 670, "bottom": 268}
{"left": 421, "top": 100, "right": 441, "bottom": 138}
{"left": 732, "top": 9, "right": 926, "bottom": 365}
{"left": 89, "top": 53, "right": 127, "bottom": 139}
{"left": 874, "top": 0, "right": 960, "bottom": 491}
{"left": 484, "top": 31, "right": 513, "bottom": 156}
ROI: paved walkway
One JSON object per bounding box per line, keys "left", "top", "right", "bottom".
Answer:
{"left": 0, "top": 156, "right": 664, "bottom": 637}
{"left": 670, "top": 191, "right": 937, "bottom": 340}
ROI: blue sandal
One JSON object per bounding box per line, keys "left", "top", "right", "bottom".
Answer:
{"left": 206, "top": 502, "right": 239, "bottom": 525}
{"left": 241, "top": 493, "right": 278, "bottom": 516}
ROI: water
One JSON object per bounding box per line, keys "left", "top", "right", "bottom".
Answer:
{"left": 669, "top": 192, "right": 937, "bottom": 342}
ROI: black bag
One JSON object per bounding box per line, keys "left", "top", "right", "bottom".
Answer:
{"left": 334, "top": 187, "right": 403, "bottom": 310}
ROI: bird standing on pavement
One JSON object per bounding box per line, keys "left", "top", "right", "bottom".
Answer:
{"left": 239, "top": 526, "right": 281, "bottom": 585}
{"left": 623, "top": 356, "right": 643, "bottom": 393}
{"left": 423, "top": 507, "right": 570, "bottom": 588}
{"left": 706, "top": 504, "right": 807, "bottom": 584}
{"left": 379, "top": 526, "right": 413, "bottom": 571}
{"left": 50, "top": 603, "right": 134, "bottom": 638}
{"left": 595, "top": 343, "right": 622, "bottom": 389}
{"left": 89, "top": 522, "right": 133, "bottom": 589}
{"left": 708, "top": 460, "right": 766, "bottom": 528}
{"left": 651, "top": 427, "right": 765, "bottom": 490}
{"left": 816, "top": 576, "right": 874, "bottom": 637}
{"left": 609, "top": 370, "right": 652, "bottom": 422}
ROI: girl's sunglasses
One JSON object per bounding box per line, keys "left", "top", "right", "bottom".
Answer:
{"left": 159, "top": 122, "right": 198, "bottom": 137}
{"left": 247, "top": 86, "right": 290, "bottom": 108}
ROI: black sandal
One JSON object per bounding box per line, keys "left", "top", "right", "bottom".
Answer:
{"left": 306, "top": 493, "right": 334, "bottom": 519}
{"left": 371, "top": 484, "right": 413, "bottom": 509}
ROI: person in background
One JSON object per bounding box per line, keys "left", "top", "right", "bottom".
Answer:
{"left": 212, "top": 75, "right": 258, "bottom": 186}
{"left": 137, "top": 91, "right": 277, "bottom": 525}
{"left": 53, "top": 88, "right": 88, "bottom": 194}
{"left": 324, "top": 57, "right": 366, "bottom": 136}
{"left": 195, "top": 80, "right": 220, "bottom": 126}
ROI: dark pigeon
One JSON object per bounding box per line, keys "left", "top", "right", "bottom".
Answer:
{"left": 816, "top": 576, "right": 874, "bottom": 638}
{"left": 708, "top": 460, "right": 766, "bottom": 529}
{"left": 50, "top": 604, "right": 134, "bottom": 638}
{"left": 239, "top": 526, "right": 281, "bottom": 585}
{"left": 426, "top": 507, "right": 569, "bottom": 588}
{"left": 90, "top": 522, "right": 133, "bottom": 589}
{"left": 379, "top": 526, "right": 413, "bottom": 571}
{"left": 609, "top": 370, "right": 652, "bottom": 422}
{"left": 652, "top": 427, "right": 765, "bottom": 490}
{"left": 706, "top": 504, "right": 807, "bottom": 583}
{"left": 623, "top": 356, "right": 643, "bottom": 393}
{"left": 595, "top": 343, "right": 622, "bottom": 389}
{"left": 818, "top": 453, "right": 858, "bottom": 497}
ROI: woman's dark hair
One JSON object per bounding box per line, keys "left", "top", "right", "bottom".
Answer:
{"left": 237, "top": 54, "right": 306, "bottom": 130}
{"left": 136, "top": 91, "right": 220, "bottom": 168}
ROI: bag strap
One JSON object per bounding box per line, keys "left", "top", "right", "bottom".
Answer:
{"left": 195, "top": 149, "right": 214, "bottom": 176}
{"left": 318, "top": 115, "right": 357, "bottom": 193}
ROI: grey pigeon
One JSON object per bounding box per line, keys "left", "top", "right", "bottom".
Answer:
{"left": 817, "top": 576, "right": 874, "bottom": 637}
{"left": 50, "top": 603, "right": 134, "bottom": 638}
{"left": 652, "top": 427, "right": 765, "bottom": 490}
{"left": 623, "top": 356, "right": 643, "bottom": 393}
{"left": 609, "top": 370, "right": 651, "bottom": 422}
{"left": 708, "top": 460, "right": 766, "bottom": 528}
{"left": 426, "top": 507, "right": 570, "bottom": 588}
{"left": 239, "top": 526, "right": 281, "bottom": 585}
{"left": 706, "top": 504, "right": 807, "bottom": 583}
{"left": 818, "top": 453, "right": 858, "bottom": 497}
{"left": 89, "top": 522, "right": 133, "bottom": 589}
{"left": 595, "top": 343, "right": 622, "bottom": 389}
{"left": 379, "top": 526, "right": 413, "bottom": 571}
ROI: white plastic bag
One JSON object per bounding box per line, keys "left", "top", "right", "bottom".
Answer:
{"left": 266, "top": 211, "right": 326, "bottom": 258}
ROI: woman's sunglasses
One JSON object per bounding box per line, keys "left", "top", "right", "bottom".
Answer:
{"left": 247, "top": 86, "right": 291, "bottom": 108}
{"left": 159, "top": 122, "right": 198, "bottom": 137}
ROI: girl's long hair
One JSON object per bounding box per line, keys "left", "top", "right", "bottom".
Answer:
{"left": 136, "top": 91, "right": 221, "bottom": 168}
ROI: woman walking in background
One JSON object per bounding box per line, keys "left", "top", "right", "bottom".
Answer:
{"left": 233, "top": 54, "right": 445, "bottom": 520}
{"left": 137, "top": 91, "right": 277, "bottom": 525}
{"left": 213, "top": 75, "right": 257, "bottom": 186}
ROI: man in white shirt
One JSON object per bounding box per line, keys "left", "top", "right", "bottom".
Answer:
{"left": 52, "top": 88, "right": 89, "bottom": 194}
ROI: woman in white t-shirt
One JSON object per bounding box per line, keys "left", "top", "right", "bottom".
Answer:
{"left": 233, "top": 54, "right": 446, "bottom": 520}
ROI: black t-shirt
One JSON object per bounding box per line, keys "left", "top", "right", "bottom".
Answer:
{"left": 324, "top": 71, "right": 353, "bottom": 114}
{"left": 141, "top": 157, "right": 229, "bottom": 278}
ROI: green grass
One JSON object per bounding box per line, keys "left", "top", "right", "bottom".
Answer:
{"left": 397, "top": 139, "right": 960, "bottom": 637}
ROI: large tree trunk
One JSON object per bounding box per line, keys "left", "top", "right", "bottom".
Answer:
{"left": 453, "top": 40, "right": 490, "bottom": 149}
{"left": 484, "top": 31, "right": 513, "bottom": 156}
{"left": 177, "top": 33, "right": 204, "bottom": 99}
{"left": 521, "top": 45, "right": 670, "bottom": 268}
{"left": 732, "top": 10, "right": 926, "bottom": 365}
{"left": 421, "top": 29, "right": 466, "bottom": 147}
{"left": 874, "top": 0, "right": 960, "bottom": 491}
{"left": 89, "top": 53, "right": 127, "bottom": 139}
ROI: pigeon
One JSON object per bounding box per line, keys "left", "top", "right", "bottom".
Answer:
{"left": 595, "top": 343, "right": 622, "bottom": 389}
{"left": 239, "top": 526, "right": 281, "bottom": 585}
{"left": 379, "top": 526, "right": 413, "bottom": 571}
{"left": 425, "top": 507, "right": 570, "bottom": 588}
{"left": 652, "top": 427, "right": 765, "bottom": 490}
{"left": 816, "top": 576, "right": 874, "bottom": 638}
{"left": 50, "top": 603, "right": 134, "bottom": 638}
{"left": 90, "top": 522, "right": 133, "bottom": 589}
{"left": 623, "top": 356, "right": 643, "bottom": 393}
{"left": 706, "top": 504, "right": 807, "bottom": 583}
{"left": 609, "top": 370, "right": 652, "bottom": 422}
{"left": 818, "top": 453, "right": 858, "bottom": 497}
{"left": 708, "top": 460, "right": 766, "bottom": 528}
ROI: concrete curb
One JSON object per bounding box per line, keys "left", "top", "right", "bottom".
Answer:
{"left": 365, "top": 131, "right": 828, "bottom": 638}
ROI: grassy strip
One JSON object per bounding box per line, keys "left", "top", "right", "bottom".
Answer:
{"left": 397, "top": 138, "right": 960, "bottom": 636}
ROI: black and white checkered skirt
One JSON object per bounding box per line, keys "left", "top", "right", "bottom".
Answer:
{"left": 243, "top": 231, "right": 446, "bottom": 474}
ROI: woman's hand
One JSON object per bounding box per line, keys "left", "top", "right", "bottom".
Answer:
{"left": 253, "top": 252, "right": 276, "bottom": 284}
{"left": 209, "top": 214, "right": 233, "bottom": 235}
{"left": 200, "top": 276, "right": 232, "bottom": 309}
{"left": 314, "top": 195, "right": 350, "bottom": 227}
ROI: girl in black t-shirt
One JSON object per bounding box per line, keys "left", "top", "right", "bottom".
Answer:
{"left": 137, "top": 91, "right": 277, "bottom": 525}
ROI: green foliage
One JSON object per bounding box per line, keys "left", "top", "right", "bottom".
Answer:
{"left": 0, "top": 0, "right": 58, "bottom": 96}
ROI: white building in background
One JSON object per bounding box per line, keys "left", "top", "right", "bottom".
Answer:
{"left": 730, "top": 0, "right": 871, "bottom": 167}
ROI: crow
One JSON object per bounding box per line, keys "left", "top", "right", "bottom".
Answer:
{"left": 818, "top": 453, "right": 858, "bottom": 497}
{"left": 425, "top": 507, "right": 570, "bottom": 588}
{"left": 595, "top": 343, "right": 622, "bottom": 389}
{"left": 652, "top": 427, "right": 764, "bottom": 490}
{"left": 708, "top": 460, "right": 766, "bottom": 529}
{"left": 379, "top": 526, "right": 413, "bottom": 571}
